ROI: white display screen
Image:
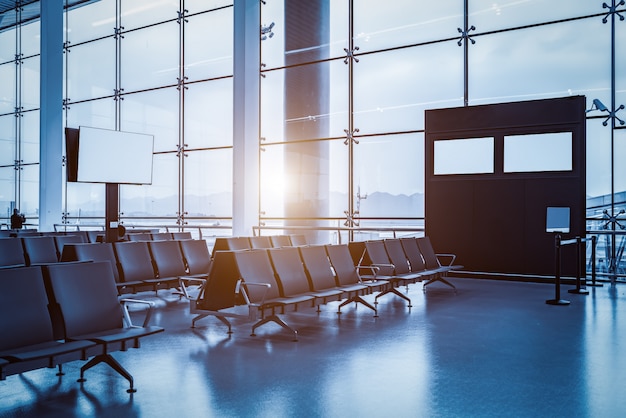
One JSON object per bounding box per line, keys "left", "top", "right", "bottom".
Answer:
{"left": 77, "top": 126, "right": 154, "bottom": 184}
{"left": 504, "top": 132, "right": 572, "bottom": 173}
{"left": 434, "top": 137, "right": 495, "bottom": 175}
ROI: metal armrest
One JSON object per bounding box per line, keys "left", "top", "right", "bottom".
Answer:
{"left": 178, "top": 276, "right": 207, "bottom": 300}
{"left": 436, "top": 253, "right": 457, "bottom": 266}
{"left": 120, "top": 299, "right": 156, "bottom": 328}
{"left": 241, "top": 281, "right": 272, "bottom": 306}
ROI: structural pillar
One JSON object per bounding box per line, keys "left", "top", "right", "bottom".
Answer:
{"left": 232, "top": 0, "right": 261, "bottom": 236}
{"left": 39, "top": 0, "right": 64, "bottom": 231}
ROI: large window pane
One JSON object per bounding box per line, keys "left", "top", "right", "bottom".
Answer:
{"left": 353, "top": 134, "right": 424, "bottom": 218}
{"left": 0, "top": 167, "right": 16, "bottom": 224}
{"left": 354, "top": 0, "right": 462, "bottom": 53}
{"left": 185, "top": 8, "right": 233, "bottom": 81}
{"left": 586, "top": 120, "right": 612, "bottom": 198}
{"left": 0, "top": 115, "right": 16, "bottom": 166}
{"left": 262, "top": 61, "right": 348, "bottom": 143}
{"left": 20, "top": 19, "right": 39, "bottom": 58}
{"left": 20, "top": 110, "right": 39, "bottom": 164}
{"left": 470, "top": 0, "right": 601, "bottom": 33}
{"left": 469, "top": 19, "right": 610, "bottom": 106}
{"left": 20, "top": 56, "right": 39, "bottom": 110}
{"left": 65, "top": 0, "right": 116, "bottom": 44}
{"left": 65, "top": 182, "right": 105, "bottom": 219}
{"left": 19, "top": 164, "right": 38, "bottom": 219}
{"left": 261, "top": 1, "right": 347, "bottom": 70}
{"left": 120, "top": 88, "right": 178, "bottom": 153}
{"left": 121, "top": 23, "right": 179, "bottom": 92}
{"left": 0, "top": 63, "right": 16, "bottom": 115}
{"left": 120, "top": 153, "right": 177, "bottom": 217}
{"left": 186, "top": 1, "right": 233, "bottom": 15}
{"left": 185, "top": 79, "right": 233, "bottom": 149}
{"left": 0, "top": 20, "right": 16, "bottom": 63}
{"left": 121, "top": 0, "right": 178, "bottom": 31}
{"left": 185, "top": 149, "right": 232, "bottom": 217}
{"left": 354, "top": 42, "right": 463, "bottom": 134}
{"left": 65, "top": 98, "right": 116, "bottom": 130}
{"left": 67, "top": 38, "right": 116, "bottom": 102}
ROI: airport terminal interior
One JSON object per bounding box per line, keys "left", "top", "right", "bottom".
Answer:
{"left": 1, "top": 1, "right": 626, "bottom": 417}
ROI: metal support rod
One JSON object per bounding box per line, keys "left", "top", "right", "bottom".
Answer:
{"left": 546, "top": 234, "right": 570, "bottom": 305}
{"left": 568, "top": 236, "right": 589, "bottom": 295}
{"left": 587, "top": 235, "right": 603, "bottom": 287}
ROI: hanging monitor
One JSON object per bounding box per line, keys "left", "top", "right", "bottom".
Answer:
{"left": 72, "top": 126, "right": 154, "bottom": 185}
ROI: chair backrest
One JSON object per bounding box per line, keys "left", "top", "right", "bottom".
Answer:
{"left": 0, "top": 237, "right": 26, "bottom": 267}
{"left": 127, "top": 232, "right": 152, "bottom": 242}
{"left": 268, "top": 247, "right": 312, "bottom": 296}
{"left": 298, "top": 245, "right": 338, "bottom": 290}
{"left": 289, "top": 234, "right": 307, "bottom": 246}
{"left": 363, "top": 240, "right": 395, "bottom": 275}
{"left": 384, "top": 239, "right": 410, "bottom": 274}
{"left": 148, "top": 240, "right": 187, "bottom": 277}
{"left": 70, "top": 242, "right": 121, "bottom": 282}
{"left": 226, "top": 237, "right": 252, "bottom": 250}
{"left": 270, "top": 235, "right": 292, "bottom": 248}
{"left": 348, "top": 241, "right": 367, "bottom": 266}
{"left": 249, "top": 235, "right": 272, "bottom": 249}
{"left": 399, "top": 237, "right": 426, "bottom": 272}
{"left": 0, "top": 266, "right": 55, "bottom": 350}
{"left": 172, "top": 231, "right": 192, "bottom": 240}
{"left": 416, "top": 237, "right": 441, "bottom": 269}
{"left": 44, "top": 261, "right": 123, "bottom": 338}
{"left": 326, "top": 244, "right": 361, "bottom": 286}
{"left": 114, "top": 241, "right": 156, "bottom": 282}
{"left": 195, "top": 251, "right": 239, "bottom": 311}
{"left": 151, "top": 232, "right": 173, "bottom": 241}
{"left": 21, "top": 236, "right": 58, "bottom": 265}
{"left": 179, "top": 239, "right": 212, "bottom": 275}
{"left": 234, "top": 249, "right": 281, "bottom": 302}
{"left": 86, "top": 230, "right": 105, "bottom": 243}
{"left": 54, "top": 234, "right": 86, "bottom": 260}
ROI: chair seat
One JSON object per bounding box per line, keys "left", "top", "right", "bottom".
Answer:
{"left": 309, "top": 288, "right": 344, "bottom": 299}
{"left": 0, "top": 339, "right": 95, "bottom": 362}
{"left": 69, "top": 326, "right": 164, "bottom": 346}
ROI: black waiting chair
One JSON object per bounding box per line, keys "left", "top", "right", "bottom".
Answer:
{"left": 21, "top": 236, "right": 59, "bottom": 265}
{"left": 0, "top": 266, "right": 96, "bottom": 381}
{"left": 151, "top": 232, "right": 173, "bottom": 241}
{"left": 297, "top": 245, "right": 346, "bottom": 307}
{"left": 179, "top": 239, "right": 212, "bottom": 277}
{"left": 172, "top": 231, "right": 192, "bottom": 240}
{"left": 0, "top": 238, "right": 26, "bottom": 268}
{"left": 114, "top": 241, "right": 179, "bottom": 294}
{"left": 148, "top": 240, "right": 207, "bottom": 299}
{"left": 325, "top": 244, "right": 385, "bottom": 317}
{"left": 270, "top": 235, "right": 292, "bottom": 248}
{"left": 43, "top": 261, "right": 164, "bottom": 393}
{"left": 416, "top": 236, "right": 463, "bottom": 291}
{"left": 66, "top": 242, "right": 143, "bottom": 294}
{"left": 363, "top": 240, "right": 412, "bottom": 307}
{"left": 249, "top": 235, "right": 272, "bottom": 249}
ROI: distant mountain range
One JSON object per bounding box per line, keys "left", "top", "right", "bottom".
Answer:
{"left": 65, "top": 191, "right": 425, "bottom": 219}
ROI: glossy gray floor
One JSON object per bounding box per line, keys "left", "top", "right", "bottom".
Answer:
{"left": 1, "top": 277, "right": 625, "bottom": 418}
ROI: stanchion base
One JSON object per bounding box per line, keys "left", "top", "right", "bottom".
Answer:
{"left": 586, "top": 283, "right": 603, "bottom": 287}
{"left": 568, "top": 288, "right": 589, "bottom": 295}
{"left": 545, "top": 299, "right": 570, "bottom": 305}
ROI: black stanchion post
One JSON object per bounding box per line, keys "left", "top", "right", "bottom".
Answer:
{"left": 569, "top": 236, "right": 589, "bottom": 295}
{"left": 587, "top": 235, "right": 603, "bottom": 287}
{"left": 547, "top": 234, "right": 570, "bottom": 305}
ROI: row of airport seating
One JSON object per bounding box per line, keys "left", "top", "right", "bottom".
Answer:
{"left": 191, "top": 236, "right": 462, "bottom": 341}
{"left": 0, "top": 236, "right": 212, "bottom": 295}
{"left": 0, "top": 228, "right": 193, "bottom": 243}
{"left": 0, "top": 261, "right": 163, "bottom": 392}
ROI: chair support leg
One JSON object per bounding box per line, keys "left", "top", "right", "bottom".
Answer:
{"left": 375, "top": 287, "right": 413, "bottom": 308}
{"left": 78, "top": 353, "right": 136, "bottom": 393}
{"left": 338, "top": 295, "right": 378, "bottom": 317}
{"left": 423, "top": 274, "right": 456, "bottom": 291}
{"left": 251, "top": 315, "right": 298, "bottom": 342}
